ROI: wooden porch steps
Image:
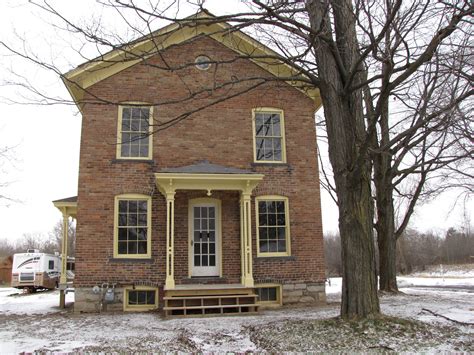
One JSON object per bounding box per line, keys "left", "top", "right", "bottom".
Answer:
{"left": 163, "top": 287, "right": 259, "bottom": 317}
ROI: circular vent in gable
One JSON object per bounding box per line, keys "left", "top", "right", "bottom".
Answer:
{"left": 194, "top": 55, "right": 212, "bottom": 70}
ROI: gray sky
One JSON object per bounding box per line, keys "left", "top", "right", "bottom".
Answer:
{"left": 0, "top": 0, "right": 472, "bottom": 244}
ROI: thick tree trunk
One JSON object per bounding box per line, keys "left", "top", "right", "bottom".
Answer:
{"left": 375, "top": 186, "right": 399, "bottom": 292}
{"left": 373, "top": 44, "right": 399, "bottom": 292}
{"left": 339, "top": 171, "right": 380, "bottom": 318}
{"left": 307, "top": 0, "right": 380, "bottom": 319}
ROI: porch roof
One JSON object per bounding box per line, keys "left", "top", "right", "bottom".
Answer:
{"left": 52, "top": 196, "right": 78, "bottom": 218}
{"left": 155, "top": 161, "right": 264, "bottom": 196}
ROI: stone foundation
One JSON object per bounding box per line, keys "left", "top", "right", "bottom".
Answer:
{"left": 282, "top": 281, "right": 326, "bottom": 305}
{"left": 74, "top": 281, "right": 326, "bottom": 313}
{"left": 74, "top": 287, "right": 125, "bottom": 313}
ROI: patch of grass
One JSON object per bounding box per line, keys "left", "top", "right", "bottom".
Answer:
{"left": 247, "top": 316, "right": 472, "bottom": 352}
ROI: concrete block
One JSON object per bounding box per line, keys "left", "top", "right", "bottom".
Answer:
{"left": 307, "top": 285, "right": 325, "bottom": 292}
{"left": 286, "top": 290, "right": 303, "bottom": 297}
{"left": 282, "top": 296, "right": 300, "bottom": 304}
{"left": 299, "top": 296, "right": 316, "bottom": 303}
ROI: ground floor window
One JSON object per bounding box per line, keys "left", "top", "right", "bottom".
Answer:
{"left": 124, "top": 286, "right": 158, "bottom": 311}
{"left": 255, "top": 195, "right": 291, "bottom": 257}
{"left": 255, "top": 284, "right": 282, "bottom": 306}
{"left": 114, "top": 194, "right": 152, "bottom": 259}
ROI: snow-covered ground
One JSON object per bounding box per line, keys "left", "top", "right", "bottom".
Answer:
{"left": 0, "top": 288, "right": 74, "bottom": 315}
{"left": 0, "top": 267, "right": 472, "bottom": 353}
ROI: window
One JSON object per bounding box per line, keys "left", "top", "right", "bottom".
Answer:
{"left": 114, "top": 194, "right": 152, "bottom": 259}
{"left": 256, "top": 284, "right": 282, "bottom": 306}
{"left": 48, "top": 260, "right": 54, "bottom": 270}
{"left": 124, "top": 286, "right": 158, "bottom": 311}
{"left": 117, "top": 105, "right": 153, "bottom": 159}
{"left": 66, "top": 261, "right": 75, "bottom": 271}
{"left": 255, "top": 196, "right": 291, "bottom": 257}
{"left": 253, "top": 108, "right": 286, "bottom": 163}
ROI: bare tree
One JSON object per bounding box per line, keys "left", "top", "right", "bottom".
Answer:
{"left": 49, "top": 218, "right": 76, "bottom": 256}
{"left": 324, "top": 232, "right": 342, "bottom": 277}
{"left": 1, "top": 0, "right": 472, "bottom": 319}
{"left": 373, "top": 29, "right": 473, "bottom": 292}
{"left": 0, "top": 144, "right": 19, "bottom": 206}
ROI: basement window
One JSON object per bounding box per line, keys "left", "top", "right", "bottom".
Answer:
{"left": 256, "top": 284, "right": 281, "bottom": 306}
{"left": 124, "top": 286, "right": 158, "bottom": 311}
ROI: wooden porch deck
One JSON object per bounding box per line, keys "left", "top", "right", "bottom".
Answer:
{"left": 163, "top": 284, "right": 259, "bottom": 317}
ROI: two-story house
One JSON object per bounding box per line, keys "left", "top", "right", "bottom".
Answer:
{"left": 54, "top": 11, "right": 326, "bottom": 316}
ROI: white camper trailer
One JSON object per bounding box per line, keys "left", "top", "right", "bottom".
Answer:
{"left": 11, "top": 250, "right": 61, "bottom": 291}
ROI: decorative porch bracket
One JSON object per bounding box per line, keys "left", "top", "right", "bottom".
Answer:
{"left": 155, "top": 172, "right": 264, "bottom": 290}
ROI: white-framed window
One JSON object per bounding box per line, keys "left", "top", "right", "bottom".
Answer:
{"left": 113, "top": 194, "right": 152, "bottom": 259}
{"left": 255, "top": 196, "right": 291, "bottom": 257}
{"left": 117, "top": 105, "right": 153, "bottom": 159}
{"left": 123, "top": 286, "right": 158, "bottom": 311}
{"left": 252, "top": 108, "right": 286, "bottom": 163}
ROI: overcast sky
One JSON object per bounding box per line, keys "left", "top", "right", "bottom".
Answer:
{"left": 0, "top": 0, "right": 472, "bottom": 245}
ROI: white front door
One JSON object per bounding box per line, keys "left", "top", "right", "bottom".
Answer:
{"left": 191, "top": 203, "right": 219, "bottom": 277}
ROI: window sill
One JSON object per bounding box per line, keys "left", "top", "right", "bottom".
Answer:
{"left": 109, "top": 257, "right": 154, "bottom": 263}
{"left": 111, "top": 158, "right": 154, "bottom": 164}
{"left": 251, "top": 162, "right": 289, "bottom": 167}
{"left": 255, "top": 255, "right": 296, "bottom": 261}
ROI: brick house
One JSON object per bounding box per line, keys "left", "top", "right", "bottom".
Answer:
{"left": 54, "top": 12, "right": 326, "bottom": 315}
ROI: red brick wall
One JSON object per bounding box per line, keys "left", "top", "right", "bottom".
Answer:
{"left": 74, "top": 35, "right": 325, "bottom": 289}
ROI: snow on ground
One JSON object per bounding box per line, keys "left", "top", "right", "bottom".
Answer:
{"left": 0, "top": 288, "right": 74, "bottom": 315}
{"left": 0, "top": 268, "right": 473, "bottom": 353}
{"left": 411, "top": 263, "right": 474, "bottom": 278}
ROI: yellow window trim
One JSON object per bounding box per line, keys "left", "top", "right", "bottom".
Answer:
{"left": 252, "top": 107, "right": 287, "bottom": 164}
{"left": 187, "top": 198, "right": 223, "bottom": 278}
{"left": 116, "top": 103, "right": 154, "bottom": 160}
{"left": 113, "top": 194, "right": 152, "bottom": 259}
{"left": 255, "top": 283, "right": 282, "bottom": 307}
{"left": 255, "top": 195, "right": 291, "bottom": 257}
{"left": 123, "top": 285, "right": 158, "bottom": 312}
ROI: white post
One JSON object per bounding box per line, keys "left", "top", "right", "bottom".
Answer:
{"left": 240, "top": 192, "right": 254, "bottom": 287}
{"left": 165, "top": 192, "right": 176, "bottom": 289}
{"left": 59, "top": 209, "right": 69, "bottom": 308}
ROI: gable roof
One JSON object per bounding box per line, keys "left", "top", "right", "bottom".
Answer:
{"left": 62, "top": 11, "right": 321, "bottom": 111}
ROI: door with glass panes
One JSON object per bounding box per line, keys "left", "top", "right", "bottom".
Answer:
{"left": 190, "top": 203, "right": 219, "bottom": 276}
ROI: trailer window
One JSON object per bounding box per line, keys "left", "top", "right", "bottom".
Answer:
{"left": 48, "top": 260, "right": 55, "bottom": 269}
{"left": 67, "top": 262, "right": 75, "bottom": 271}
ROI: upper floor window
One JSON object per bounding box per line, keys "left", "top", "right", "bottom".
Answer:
{"left": 113, "top": 194, "right": 152, "bottom": 259}
{"left": 253, "top": 108, "right": 286, "bottom": 163}
{"left": 117, "top": 105, "right": 153, "bottom": 159}
{"left": 255, "top": 195, "right": 291, "bottom": 257}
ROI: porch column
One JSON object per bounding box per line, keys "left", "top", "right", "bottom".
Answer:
{"left": 240, "top": 192, "right": 254, "bottom": 287}
{"left": 59, "top": 210, "right": 69, "bottom": 308}
{"left": 165, "top": 192, "right": 176, "bottom": 289}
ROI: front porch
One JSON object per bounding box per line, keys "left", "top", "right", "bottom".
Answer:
{"left": 155, "top": 161, "right": 264, "bottom": 315}
{"left": 155, "top": 162, "right": 263, "bottom": 296}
